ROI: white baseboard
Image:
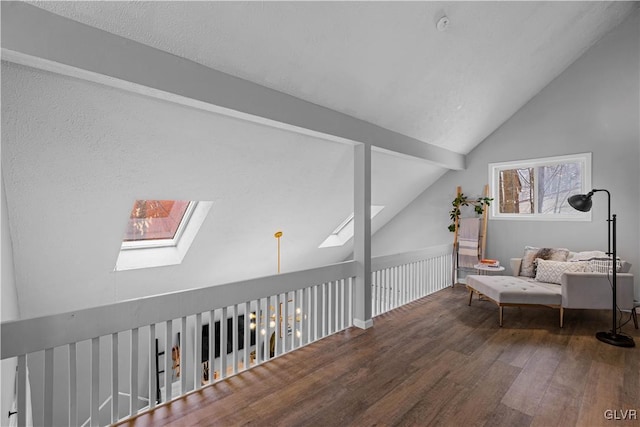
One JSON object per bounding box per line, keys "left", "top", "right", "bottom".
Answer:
{"left": 353, "top": 318, "right": 374, "bottom": 330}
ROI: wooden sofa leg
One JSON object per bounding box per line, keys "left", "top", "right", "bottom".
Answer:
{"left": 560, "top": 306, "right": 564, "bottom": 328}
{"left": 499, "top": 306, "right": 503, "bottom": 327}
{"left": 468, "top": 288, "right": 474, "bottom": 306}
{"left": 632, "top": 307, "right": 638, "bottom": 329}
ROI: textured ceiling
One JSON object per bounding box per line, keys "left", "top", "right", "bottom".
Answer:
{"left": 27, "top": 1, "right": 636, "bottom": 154}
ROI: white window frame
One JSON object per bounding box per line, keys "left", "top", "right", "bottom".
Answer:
{"left": 488, "top": 153, "right": 591, "bottom": 221}
{"left": 115, "top": 201, "right": 213, "bottom": 271}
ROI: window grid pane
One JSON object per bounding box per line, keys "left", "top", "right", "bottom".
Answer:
{"left": 489, "top": 153, "right": 591, "bottom": 221}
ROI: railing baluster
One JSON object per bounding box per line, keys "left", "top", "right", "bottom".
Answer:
{"left": 256, "top": 299, "right": 264, "bottom": 364}
{"left": 296, "top": 289, "right": 303, "bottom": 347}
{"left": 232, "top": 306, "right": 239, "bottom": 374}
{"left": 69, "top": 343, "right": 78, "bottom": 427}
{"left": 243, "top": 302, "right": 250, "bottom": 369}
{"left": 111, "top": 333, "right": 118, "bottom": 422}
{"left": 220, "top": 307, "right": 228, "bottom": 378}
{"left": 44, "top": 348, "right": 53, "bottom": 426}
{"left": 148, "top": 324, "right": 156, "bottom": 411}
{"left": 348, "top": 277, "right": 354, "bottom": 326}
{"left": 130, "top": 328, "right": 139, "bottom": 416}
{"left": 311, "top": 285, "right": 318, "bottom": 342}
{"left": 385, "top": 269, "right": 391, "bottom": 313}
{"left": 276, "top": 294, "right": 283, "bottom": 355}
{"left": 284, "top": 292, "right": 291, "bottom": 353}
{"left": 164, "top": 320, "right": 172, "bottom": 401}
{"left": 321, "top": 283, "right": 327, "bottom": 338}
{"left": 208, "top": 310, "right": 214, "bottom": 384}
{"left": 17, "top": 354, "right": 26, "bottom": 427}
{"left": 90, "top": 337, "right": 99, "bottom": 426}
{"left": 180, "top": 316, "right": 187, "bottom": 394}
{"left": 195, "top": 314, "right": 202, "bottom": 390}
{"left": 327, "top": 282, "right": 333, "bottom": 334}
{"left": 302, "top": 287, "right": 310, "bottom": 345}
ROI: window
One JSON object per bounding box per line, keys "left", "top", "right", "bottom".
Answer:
{"left": 489, "top": 153, "right": 591, "bottom": 221}
{"left": 115, "top": 200, "right": 213, "bottom": 271}
{"left": 122, "top": 200, "right": 195, "bottom": 248}
{"left": 319, "top": 206, "right": 384, "bottom": 248}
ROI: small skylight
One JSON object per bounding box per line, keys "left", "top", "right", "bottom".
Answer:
{"left": 319, "top": 206, "right": 384, "bottom": 248}
{"left": 115, "top": 199, "right": 213, "bottom": 271}
{"left": 122, "top": 200, "right": 195, "bottom": 249}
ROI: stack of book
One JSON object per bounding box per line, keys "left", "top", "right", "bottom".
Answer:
{"left": 479, "top": 259, "right": 500, "bottom": 268}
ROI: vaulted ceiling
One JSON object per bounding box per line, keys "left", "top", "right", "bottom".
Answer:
{"left": 2, "top": 1, "right": 637, "bottom": 317}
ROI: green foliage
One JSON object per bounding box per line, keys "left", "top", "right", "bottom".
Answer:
{"left": 448, "top": 194, "right": 493, "bottom": 232}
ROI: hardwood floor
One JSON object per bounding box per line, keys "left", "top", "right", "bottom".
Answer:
{"left": 116, "top": 285, "right": 640, "bottom": 427}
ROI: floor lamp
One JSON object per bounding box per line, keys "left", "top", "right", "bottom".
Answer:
{"left": 568, "top": 189, "right": 635, "bottom": 348}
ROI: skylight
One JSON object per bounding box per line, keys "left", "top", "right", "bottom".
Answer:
{"left": 122, "top": 200, "right": 194, "bottom": 249}
{"left": 115, "top": 199, "right": 213, "bottom": 271}
{"left": 319, "top": 206, "right": 384, "bottom": 248}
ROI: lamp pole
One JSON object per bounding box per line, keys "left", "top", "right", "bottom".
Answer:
{"left": 568, "top": 189, "right": 634, "bottom": 347}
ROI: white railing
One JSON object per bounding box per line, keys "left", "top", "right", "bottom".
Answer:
{"left": 371, "top": 244, "right": 452, "bottom": 316}
{"left": 2, "top": 245, "right": 451, "bottom": 426}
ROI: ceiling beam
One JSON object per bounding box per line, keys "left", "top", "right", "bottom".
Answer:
{"left": 1, "top": 2, "right": 465, "bottom": 170}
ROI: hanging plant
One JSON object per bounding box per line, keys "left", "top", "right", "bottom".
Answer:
{"left": 448, "top": 193, "right": 493, "bottom": 232}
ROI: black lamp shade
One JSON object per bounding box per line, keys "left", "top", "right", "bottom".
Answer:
{"left": 568, "top": 194, "right": 593, "bottom": 212}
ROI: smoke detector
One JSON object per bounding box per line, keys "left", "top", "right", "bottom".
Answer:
{"left": 437, "top": 15, "right": 450, "bottom": 32}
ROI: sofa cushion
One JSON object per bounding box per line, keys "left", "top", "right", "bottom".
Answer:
{"left": 520, "top": 246, "right": 570, "bottom": 277}
{"left": 467, "top": 275, "right": 561, "bottom": 305}
{"left": 535, "top": 259, "right": 589, "bottom": 285}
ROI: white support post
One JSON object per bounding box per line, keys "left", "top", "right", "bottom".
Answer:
{"left": 353, "top": 143, "right": 373, "bottom": 329}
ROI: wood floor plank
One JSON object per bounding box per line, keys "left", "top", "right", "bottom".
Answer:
{"left": 116, "top": 286, "right": 640, "bottom": 427}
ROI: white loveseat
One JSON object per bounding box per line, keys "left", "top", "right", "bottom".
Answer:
{"left": 466, "top": 248, "right": 637, "bottom": 327}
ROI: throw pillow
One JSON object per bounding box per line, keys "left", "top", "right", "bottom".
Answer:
{"left": 520, "top": 246, "right": 570, "bottom": 277}
{"left": 589, "top": 258, "right": 623, "bottom": 274}
{"left": 535, "top": 259, "right": 589, "bottom": 285}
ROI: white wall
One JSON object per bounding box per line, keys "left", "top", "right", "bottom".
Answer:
{"left": 373, "top": 9, "right": 640, "bottom": 296}
{"left": 1, "top": 177, "right": 21, "bottom": 425}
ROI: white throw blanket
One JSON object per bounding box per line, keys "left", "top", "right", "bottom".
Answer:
{"left": 458, "top": 217, "right": 480, "bottom": 268}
